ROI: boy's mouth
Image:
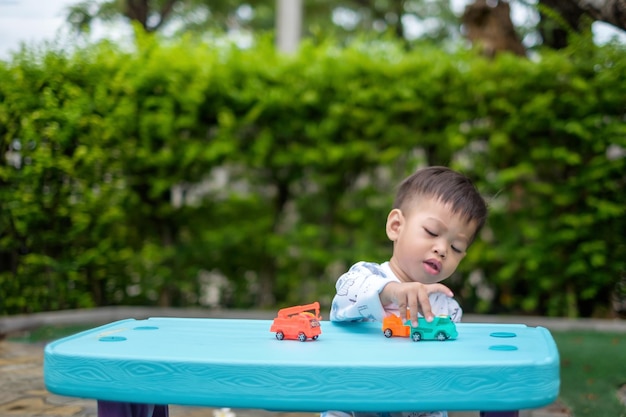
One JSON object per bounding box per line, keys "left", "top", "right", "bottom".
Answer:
{"left": 423, "top": 259, "right": 442, "bottom": 275}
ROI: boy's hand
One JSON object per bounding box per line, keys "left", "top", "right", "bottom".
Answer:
{"left": 380, "top": 281, "right": 453, "bottom": 327}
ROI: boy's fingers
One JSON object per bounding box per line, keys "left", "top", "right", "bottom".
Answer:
{"left": 394, "top": 293, "right": 409, "bottom": 323}
{"left": 408, "top": 298, "right": 419, "bottom": 327}
{"left": 427, "top": 283, "right": 454, "bottom": 298}
{"left": 394, "top": 282, "right": 454, "bottom": 327}
{"left": 418, "top": 291, "right": 433, "bottom": 323}
{"left": 399, "top": 305, "right": 408, "bottom": 323}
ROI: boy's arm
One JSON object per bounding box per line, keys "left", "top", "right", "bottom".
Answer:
{"left": 329, "top": 262, "right": 463, "bottom": 325}
{"left": 329, "top": 262, "right": 392, "bottom": 322}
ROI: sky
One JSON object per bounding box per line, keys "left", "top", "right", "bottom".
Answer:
{"left": 0, "top": 0, "right": 73, "bottom": 58}
{"left": 0, "top": 0, "right": 624, "bottom": 60}
{"left": 0, "top": 0, "right": 132, "bottom": 60}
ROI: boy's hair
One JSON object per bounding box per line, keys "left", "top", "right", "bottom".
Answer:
{"left": 393, "top": 166, "right": 488, "bottom": 242}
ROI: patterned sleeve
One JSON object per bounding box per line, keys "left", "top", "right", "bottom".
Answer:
{"left": 329, "top": 262, "right": 393, "bottom": 322}
{"left": 429, "top": 292, "right": 463, "bottom": 323}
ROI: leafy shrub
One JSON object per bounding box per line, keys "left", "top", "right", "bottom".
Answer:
{"left": 1, "top": 36, "right": 624, "bottom": 317}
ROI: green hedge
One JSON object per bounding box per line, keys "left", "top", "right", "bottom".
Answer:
{"left": 1, "top": 36, "right": 624, "bottom": 317}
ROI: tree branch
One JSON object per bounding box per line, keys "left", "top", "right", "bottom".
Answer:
{"left": 571, "top": 0, "right": 626, "bottom": 30}
{"left": 152, "top": 0, "right": 179, "bottom": 31}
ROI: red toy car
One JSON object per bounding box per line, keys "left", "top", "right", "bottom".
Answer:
{"left": 270, "top": 302, "right": 322, "bottom": 342}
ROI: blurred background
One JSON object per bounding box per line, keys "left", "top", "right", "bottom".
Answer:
{"left": 1, "top": 0, "right": 625, "bottom": 319}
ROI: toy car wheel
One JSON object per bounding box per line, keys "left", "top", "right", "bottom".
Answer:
{"left": 275, "top": 331, "right": 285, "bottom": 340}
{"left": 411, "top": 331, "right": 422, "bottom": 342}
{"left": 436, "top": 332, "right": 447, "bottom": 341}
{"left": 312, "top": 335, "right": 319, "bottom": 340}
{"left": 298, "top": 332, "right": 306, "bottom": 342}
{"left": 383, "top": 329, "right": 393, "bottom": 338}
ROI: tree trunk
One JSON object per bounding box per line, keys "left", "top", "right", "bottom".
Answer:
{"left": 462, "top": 0, "right": 527, "bottom": 57}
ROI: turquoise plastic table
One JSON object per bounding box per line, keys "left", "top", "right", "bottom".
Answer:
{"left": 44, "top": 318, "right": 560, "bottom": 416}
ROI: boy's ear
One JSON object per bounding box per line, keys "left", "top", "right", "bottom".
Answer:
{"left": 386, "top": 209, "right": 403, "bottom": 241}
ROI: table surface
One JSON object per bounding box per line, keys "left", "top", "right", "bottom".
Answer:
{"left": 44, "top": 317, "right": 560, "bottom": 412}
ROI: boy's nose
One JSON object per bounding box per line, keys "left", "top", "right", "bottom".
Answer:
{"left": 434, "top": 247, "right": 446, "bottom": 259}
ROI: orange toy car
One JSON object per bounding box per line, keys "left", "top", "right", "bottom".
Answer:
{"left": 270, "top": 302, "right": 322, "bottom": 342}
{"left": 382, "top": 314, "right": 411, "bottom": 338}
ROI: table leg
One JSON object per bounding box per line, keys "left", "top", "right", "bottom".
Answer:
{"left": 97, "top": 401, "right": 169, "bottom": 417}
{"left": 480, "top": 412, "right": 519, "bottom": 417}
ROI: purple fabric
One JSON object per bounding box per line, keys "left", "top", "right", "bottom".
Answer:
{"left": 95, "top": 401, "right": 518, "bottom": 417}
{"left": 97, "top": 401, "right": 169, "bottom": 417}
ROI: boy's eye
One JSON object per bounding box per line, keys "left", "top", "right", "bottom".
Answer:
{"left": 424, "top": 228, "right": 437, "bottom": 237}
{"left": 451, "top": 245, "right": 463, "bottom": 254}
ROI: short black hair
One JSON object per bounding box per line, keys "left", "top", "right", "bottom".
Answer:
{"left": 393, "top": 166, "right": 488, "bottom": 242}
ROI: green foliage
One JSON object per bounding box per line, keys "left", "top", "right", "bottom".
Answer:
{"left": 455, "top": 44, "right": 626, "bottom": 317}
{"left": 1, "top": 37, "right": 624, "bottom": 317}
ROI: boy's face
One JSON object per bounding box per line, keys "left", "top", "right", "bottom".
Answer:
{"left": 386, "top": 196, "right": 477, "bottom": 285}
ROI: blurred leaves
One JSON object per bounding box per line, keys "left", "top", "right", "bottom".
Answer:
{"left": 0, "top": 36, "right": 624, "bottom": 316}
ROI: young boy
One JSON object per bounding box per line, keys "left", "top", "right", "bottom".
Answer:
{"left": 325, "top": 166, "right": 488, "bottom": 417}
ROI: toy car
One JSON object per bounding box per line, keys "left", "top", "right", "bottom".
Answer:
{"left": 270, "top": 302, "right": 322, "bottom": 342}
{"left": 382, "top": 314, "right": 458, "bottom": 341}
